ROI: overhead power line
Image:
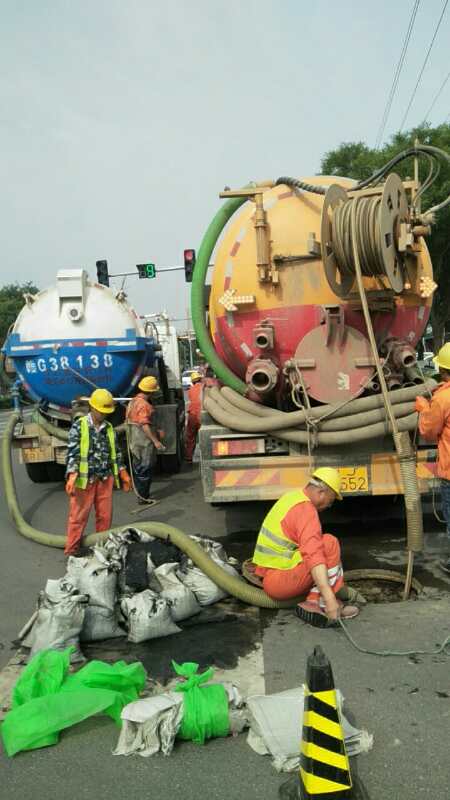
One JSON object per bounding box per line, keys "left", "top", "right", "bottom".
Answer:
{"left": 375, "top": 0, "right": 420, "bottom": 149}
{"left": 423, "top": 68, "right": 450, "bottom": 121}
{"left": 399, "top": 0, "right": 449, "bottom": 132}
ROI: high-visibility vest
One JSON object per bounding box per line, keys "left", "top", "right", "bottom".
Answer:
{"left": 253, "top": 490, "right": 308, "bottom": 570}
{"left": 75, "top": 416, "right": 120, "bottom": 489}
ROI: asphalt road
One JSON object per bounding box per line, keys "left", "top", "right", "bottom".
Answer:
{"left": 1, "top": 437, "right": 449, "bottom": 800}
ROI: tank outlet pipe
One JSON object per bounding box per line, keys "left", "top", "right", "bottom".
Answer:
{"left": 391, "top": 342, "right": 417, "bottom": 371}
{"left": 405, "top": 366, "right": 426, "bottom": 385}
{"left": 245, "top": 359, "right": 279, "bottom": 395}
{"left": 386, "top": 374, "right": 403, "bottom": 391}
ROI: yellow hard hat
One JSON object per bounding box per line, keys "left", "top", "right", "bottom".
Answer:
{"left": 138, "top": 375, "right": 159, "bottom": 392}
{"left": 312, "top": 467, "right": 342, "bottom": 501}
{"left": 89, "top": 388, "right": 115, "bottom": 414}
{"left": 433, "top": 344, "right": 450, "bottom": 371}
{"left": 190, "top": 371, "right": 202, "bottom": 382}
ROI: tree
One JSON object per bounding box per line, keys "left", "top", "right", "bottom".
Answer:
{"left": 321, "top": 123, "right": 450, "bottom": 351}
{"left": 0, "top": 283, "right": 39, "bottom": 348}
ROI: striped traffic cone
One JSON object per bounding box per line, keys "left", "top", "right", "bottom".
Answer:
{"left": 280, "top": 645, "right": 353, "bottom": 799}
{"left": 300, "top": 645, "right": 352, "bottom": 798}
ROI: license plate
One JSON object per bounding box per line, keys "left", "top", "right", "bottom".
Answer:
{"left": 338, "top": 466, "right": 368, "bottom": 493}
{"left": 22, "top": 446, "right": 53, "bottom": 463}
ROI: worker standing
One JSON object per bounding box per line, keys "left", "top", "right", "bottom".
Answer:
{"left": 126, "top": 376, "right": 165, "bottom": 504}
{"left": 185, "top": 371, "right": 203, "bottom": 463}
{"left": 415, "top": 343, "right": 450, "bottom": 573}
{"left": 251, "top": 468, "right": 365, "bottom": 626}
{"left": 65, "top": 388, "right": 131, "bottom": 556}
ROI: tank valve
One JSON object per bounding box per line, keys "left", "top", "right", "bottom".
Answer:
{"left": 253, "top": 323, "right": 275, "bottom": 351}
{"left": 246, "top": 358, "right": 279, "bottom": 395}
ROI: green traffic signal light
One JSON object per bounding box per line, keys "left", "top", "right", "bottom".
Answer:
{"left": 137, "top": 263, "right": 156, "bottom": 279}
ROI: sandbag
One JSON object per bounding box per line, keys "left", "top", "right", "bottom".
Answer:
{"left": 121, "top": 590, "right": 181, "bottom": 643}
{"left": 66, "top": 555, "right": 118, "bottom": 610}
{"left": 114, "top": 693, "right": 184, "bottom": 757}
{"left": 24, "top": 579, "right": 88, "bottom": 663}
{"left": 80, "top": 605, "right": 125, "bottom": 642}
{"left": 153, "top": 563, "right": 201, "bottom": 622}
{"left": 177, "top": 557, "right": 240, "bottom": 606}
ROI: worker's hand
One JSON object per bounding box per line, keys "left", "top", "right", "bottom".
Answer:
{"left": 154, "top": 440, "right": 166, "bottom": 451}
{"left": 324, "top": 593, "right": 340, "bottom": 621}
{"left": 65, "top": 472, "right": 78, "bottom": 496}
{"left": 119, "top": 468, "right": 132, "bottom": 492}
{"left": 415, "top": 396, "right": 430, "bottom": 413}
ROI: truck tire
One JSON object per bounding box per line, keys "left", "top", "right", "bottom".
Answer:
{"left": 46, "top": 463, "right": 66, "bottom": 482}
{"left": 25, "top": 462, "right": 50, "bottom": 483}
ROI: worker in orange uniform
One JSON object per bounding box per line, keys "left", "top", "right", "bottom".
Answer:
{"left": 126, "top": 376, "right": 165, "bottom": 504}
{"left": 415, "top": 343, "right": 450, "bottom": 573}
{"left": 252, "top": 468, "right": 365, "bottom": 627}
{"left": 185, "top": 371, "right": 203, "bottom": 463}
{"left": 65, "top": 388, "right": 131, "bottom": 556}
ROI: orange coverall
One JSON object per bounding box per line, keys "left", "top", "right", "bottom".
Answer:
{"left": 185, "top": 382, "right": 203, "bottom": 462}
{"left": 418, "top": 381, "right": 450, "bottom": 538}
{"left": 418, "top": 381, "right": 450, "bottom": 479}
{"left": 255, "top": 501, "right": 344, "bottom": 605}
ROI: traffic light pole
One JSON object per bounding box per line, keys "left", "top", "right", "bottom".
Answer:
{"left": 108, "top": 265, "right": 187, "bottom": 278}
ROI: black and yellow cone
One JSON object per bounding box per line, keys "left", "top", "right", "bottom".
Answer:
{"left": 299, "top": 645, "right": 352, "bottom": 799}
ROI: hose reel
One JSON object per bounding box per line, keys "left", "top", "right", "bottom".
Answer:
{"left": 321, "top": 173, "right": 410, "bottom": 298}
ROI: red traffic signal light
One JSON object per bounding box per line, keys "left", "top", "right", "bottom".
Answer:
{"left": 184, "top": 249, "right": 196, "bottom": 283}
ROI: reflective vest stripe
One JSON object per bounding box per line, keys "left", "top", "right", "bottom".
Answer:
{"left": 255, "top": 543, "right": 295, "bottom": 560}
{"left": 253, "top": 489, "right": 309, "bottom": 571}
{"left": 259, "top": 526, "right": 298, "bottom": 550}
{"left": 75, "top": 416, "right": 120, "bottom": 490}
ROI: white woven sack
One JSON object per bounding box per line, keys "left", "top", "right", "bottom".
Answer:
{"left": 121, "top": 590, "right": 181, "bottom": 643}
{"left": 177, "top": 556, "right": 240, "bottom": 606}
{"left": 66, "top": 555, "right": 118, "bottom": 610}
{"left": 153, "top": 563, "right": 201, "bottom": 621}
{"left": 80, "top": 605, "right": 124, "bottom": 641}
{"left": 26, "top": 579, "right": 87, "bottom": 662}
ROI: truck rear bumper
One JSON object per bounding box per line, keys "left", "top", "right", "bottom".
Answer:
{"left": 199, "top": 427, "right": 438, "bottom": 503}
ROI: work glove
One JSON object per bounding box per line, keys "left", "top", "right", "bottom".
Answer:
{"left": 119, "top": 468, "right": 132, "bottom": 492}
{"left": 65, "top": 472, "right": 78, "bottom": 496}
{"left": 415, "top": 396, "right": 430, "bottom": 413}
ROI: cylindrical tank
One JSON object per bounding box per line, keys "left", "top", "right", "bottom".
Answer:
{"left": 4, "top": 269, "right": 155, "bottom": 410}
{"left": 208, "top": 177, "right": 433, "bottom": 404}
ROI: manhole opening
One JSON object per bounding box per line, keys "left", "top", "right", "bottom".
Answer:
{"left": 348, "top": 579, "right": 418, "bottom": 603}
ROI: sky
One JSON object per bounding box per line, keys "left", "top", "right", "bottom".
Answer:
{"left": 1, "top": 0, "right": 449, "bottom": 330}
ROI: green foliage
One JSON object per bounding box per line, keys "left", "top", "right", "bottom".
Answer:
{"left": 0, "top": 283, "right": 39, "bottom": 347}
{"left": 321, "top": 123, "right": 450, "bottom": 348}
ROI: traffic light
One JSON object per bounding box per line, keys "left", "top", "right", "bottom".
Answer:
{"left": 184, "top": 249, "right": 196, "bottom": 282}
{"left": 137, "top": 263, "right": 156, "bottom": 279}
{"left": 96, "top": 260, "right": 109, "bottom": 286}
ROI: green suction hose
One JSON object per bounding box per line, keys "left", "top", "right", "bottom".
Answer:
{"left": 191, "top": 196, "right": 248, "bottom": 394}
{"left": 2, "top": 412, "right": 294, "bottom": 608}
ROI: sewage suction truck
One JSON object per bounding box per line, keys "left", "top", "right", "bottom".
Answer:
{"left": 191, "top": 145, "right": 450, "bottom": 506}
{"left": 3, "top": 269, "right": 185, "bottom": 481}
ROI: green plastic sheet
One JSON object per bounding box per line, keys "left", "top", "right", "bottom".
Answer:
{"left": 172, "top": 661, "right": 230, "bottom": 745}
{"left": 1, "top": 648, "right": 146, "bottom": 757}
